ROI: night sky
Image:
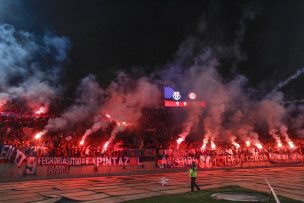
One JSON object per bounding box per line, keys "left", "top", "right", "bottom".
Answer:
{"left": 1, "top": 0, "right": 304, "bottom": 99}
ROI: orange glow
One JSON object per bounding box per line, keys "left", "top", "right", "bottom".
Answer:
{"left": 117, "top": 121, "right": 128, "bottom": 127}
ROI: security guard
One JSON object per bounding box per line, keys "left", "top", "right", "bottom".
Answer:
{"left": 189, "top": 162, "right": 200, "bottom": 192}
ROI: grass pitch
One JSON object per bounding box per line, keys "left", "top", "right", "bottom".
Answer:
{"left": 126, "top": 186, "right": 301, "bottom": 203}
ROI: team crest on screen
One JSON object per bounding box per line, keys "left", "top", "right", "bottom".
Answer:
{"left": 173, "top": 91, "right": 181, "bottom": 100}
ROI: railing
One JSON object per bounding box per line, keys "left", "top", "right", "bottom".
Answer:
{"left": 265, "top": 178, "right": 280, "bottom": 203}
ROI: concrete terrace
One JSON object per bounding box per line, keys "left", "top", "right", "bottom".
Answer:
{"left": 0, "top": 166, "right": 303, "bottom": 202}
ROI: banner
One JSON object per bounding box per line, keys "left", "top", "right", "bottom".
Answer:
{"left": 38, "top": 157, "right": 83, "bottom": 166}
{"left": 243, "top": 154, "right": 268, "bottom": 162}
{"left": 38, "top": 156, "right": 130, "bottom": 166}
{"left": 269, "top": 153, "right": 303, "bottom": 163}
{"left": 96, "top": 157, "right": 129, "bottom": 166}
{"left": 0, "top": 144, "right": 27, "bottom": 166}
{"left": 157, "top": 156, "right": 198, "bottom": 168}
{"left": 157, "top": 152, "right": 304, "bottom": 168}
{"left": 128, "top": 149, "right": 156, "bottom": 157}
{"left": 47, "top": 165, "right": 70, "bottom": 176}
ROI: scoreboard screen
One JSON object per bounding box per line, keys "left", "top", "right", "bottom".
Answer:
{"left": 163, "top": 86, "right": 205, "bottom": 108}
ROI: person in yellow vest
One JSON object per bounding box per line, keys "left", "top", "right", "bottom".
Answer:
{"left": 189, "top": 162, "right": 200, "bottom": 192}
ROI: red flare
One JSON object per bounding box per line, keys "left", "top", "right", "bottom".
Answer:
{"left": 288, "top": 141, "right": 295, "bottom": 149}
{"left": 232, "top": 142, "right": 240, "bottom": 149}
{"left": 277, "top": 141, "right": 283, "bottom": 148}
{"left": 200, "top": 138, "right": 209, "bottom": 151}
{"left": 245, "top": 140, "right": 251, "bottom": 147}
{"left": 200, "top": 143, "right": 207, "bottom": 151}
{"left": 211, "top": 141, "right": 216, "bottom": 150}
{"left": 34, "top": 131, "right": 46, "bottom": 140}
{"left": 176, "top": 137, "right": 184, "bottom": 145}
{"left": 35, "top": 106, "right": 47, "bottom": 114}
{"left": 255, "top": 143, "right": 263, "bottom": 149}
{"left": 103, "top": 141, "right": 110, "bottom": 151}
{"left": 80, "top": 139, "right": 84, "bottom": 146}
{"left": 116, "top": 121, "right": 128, "bottom": 127}
{"left": 105, "top": 114, "right": 111, "bottom": 119}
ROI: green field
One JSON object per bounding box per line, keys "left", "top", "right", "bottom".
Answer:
{"left": 126, "top": 186, "right": 301, "bottom": 203}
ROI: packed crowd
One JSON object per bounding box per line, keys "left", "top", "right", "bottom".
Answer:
{"left": 172, "top": 138, "right": 304, "bottom": 156}
{"left": 1, "top": 114, "right": 304, "bottom": 158}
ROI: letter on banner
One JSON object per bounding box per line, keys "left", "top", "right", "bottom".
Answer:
{"left": 5, "top": 146, "right": 15, "bottom": 160}
{"left": 1, "top": 145, "right": 9, "bottom": 158}
{"left": 14, "top": 150, "right": 26, "bottom": 166}
{"left": 96, "top": 157, "right": 103, "bottom": 166}
{"left": 105, "top": 157, "right": 111, "bottom": 166}
{"left": 112, "top": 157, "right": 117, "bottom": 166}
{"left": 124, "top": 157, "right": 129, "bottom": 165}
{"left": 118, "top": 157, "right": 123, "bottom": 166}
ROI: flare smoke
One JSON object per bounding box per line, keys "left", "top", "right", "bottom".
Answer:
{"left": 0, "top": 24, "right": 69, "bottom": 112}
